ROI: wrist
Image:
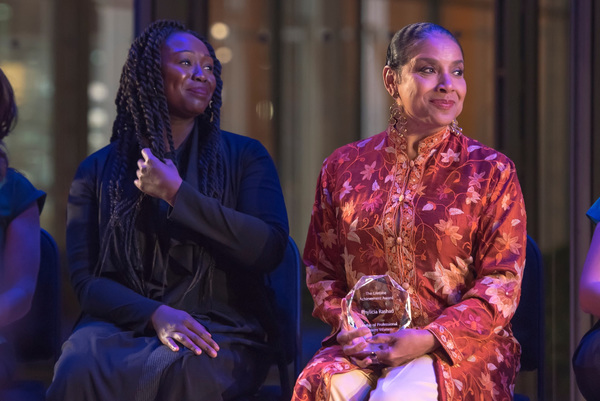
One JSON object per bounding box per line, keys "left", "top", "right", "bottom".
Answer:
{"left": 166, "top": 180, "right": 183, "bottom": 206}
{"left": 419, "top": 329, "right": 440, "bottom": 353}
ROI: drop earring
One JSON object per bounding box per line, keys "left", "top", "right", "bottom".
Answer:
{"left": 450, "top": 119, "right": 462, "bottom": 136}
{"left": 389, "top": 103, "right": 408, "bottom": 136}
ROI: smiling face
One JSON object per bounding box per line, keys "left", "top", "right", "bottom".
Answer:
{"left": 160, "top": 31, "right": 216, "bottom": 121}
{"left": 384, "top": 33, "right": 466, "bottom": 136}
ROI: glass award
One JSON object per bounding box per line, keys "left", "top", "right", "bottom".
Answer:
{"left": 343, "top": 274, "right": 411, "bottom": 336}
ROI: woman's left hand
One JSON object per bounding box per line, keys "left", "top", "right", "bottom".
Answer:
{"left": 151, "top": 304, "right": 220, "bottom": 357}
{"left": 367, "top": 328, "right": 440, "bottom": 367}
{"left": 134, "top": 148, "right": 183, "bottom": 206}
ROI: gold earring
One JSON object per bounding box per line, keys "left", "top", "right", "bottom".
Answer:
{"left": 389, "top": 103, "right": 408, "bottom": 136}
{"left": 450, "top": 119, "right": 462, "bottom": 136}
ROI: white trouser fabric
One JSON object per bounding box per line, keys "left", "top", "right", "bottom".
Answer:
{"left": 329, "top": 355, "right": 438, "bottom": 401}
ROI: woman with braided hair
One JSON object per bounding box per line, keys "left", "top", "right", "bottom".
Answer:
{"left": 47, "top": 20, "right": 288, "bottom": 400}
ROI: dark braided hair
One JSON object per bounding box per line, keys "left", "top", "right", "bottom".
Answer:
{"left": 99, "top": 20, "right": 225, "bottom": 295}
{"left": 386, "top": 22, "right": 463, "bottom": 71}
{"left": 0, "top": 67, "right": 18, "bottom": 180}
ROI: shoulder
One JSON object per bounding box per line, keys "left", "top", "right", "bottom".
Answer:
{"left": 80, "top": 144, "right": 114, "bottom": 165}
{"left": 74, "top": 144, "right": 115, "bottom": 179}
{"left": 3, "top": 168, "right": 35, "bottom": 189}
{"left": 0, "top": 168, "right": 46, "bottom": 218}
{"left": 453, "top": 134, "right": 517, "bottom": 171}
{"left": 587, "top": 197, "right": 600, "bottom": 223}
{"left": 219, "top": 130, "right": 273, "bottom": 162}
{"left": 220, "top": 130, "right": 267, "bottom": 152}
{"left": 450, "top": 135, "right": 523, "bottom": 205}
{"left": 324, "top": 130, "right": 388, "bottom": 165}
{"left": 2, "top": 168, "right": 43, "bottom": 196}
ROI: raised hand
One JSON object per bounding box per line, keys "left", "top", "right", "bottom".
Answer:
{"left": 134, "top": 148, "right": 183, "bottom": 206}
{"left": 151, "top": 304, "right": 220, "bottom": 357}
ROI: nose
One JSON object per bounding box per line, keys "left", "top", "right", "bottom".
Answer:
{"left": 436, "top": 73, "right": 454, "bottom": 93}
{"left": 192, "top": 66, "right": 207, "bottom": 82}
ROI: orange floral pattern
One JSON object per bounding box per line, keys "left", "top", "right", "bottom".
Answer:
{"left": 293, "top": 126, "right": 526, "bottom": 401}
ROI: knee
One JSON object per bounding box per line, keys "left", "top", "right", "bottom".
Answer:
{"left": 369, "top": 386, "right": 429, "bottom": 401}
{"left": 51, "top": 347, "right": 98, "bottom": 385}
{"left": 46, "top": 348, "right": 98, "bottom": 400}
{"left": 574, "top": 364, "right": 600, "bottom": 401}
{"left": 328, "top": 370, "right": 372, "bottom": 401}
{"left": 370, "top": 356, "right": 438, "bottom": 401}
{"left": 368, "top": 388, "right": 392, "bottom": 401}
{"left": 573, "top": 336, "right": 600, "bottom": 399}
{"left": 0, "top": 343, "right": 16, "bottom": 388}
{"left": 573, "top": 332, "right": 600, "bottom": 372}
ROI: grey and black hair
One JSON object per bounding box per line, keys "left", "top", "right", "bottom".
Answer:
{"left": 386, "top": 22, "right": 463, "bottom": 70}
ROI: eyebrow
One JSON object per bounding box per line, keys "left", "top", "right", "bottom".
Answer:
{"left": 415, "top": 57, "right": 464, "bottom": 65}
{"left": 169, "top": 48, "right": 211, "bottom": 57}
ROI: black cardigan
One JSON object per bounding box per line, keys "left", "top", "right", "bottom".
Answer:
{"left": 66, "top": 130, "right": 289, "bottom": 339}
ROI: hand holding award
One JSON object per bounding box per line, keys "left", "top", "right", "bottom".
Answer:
{"left": 342, "top": 274, "right": 411, "bottom": 354}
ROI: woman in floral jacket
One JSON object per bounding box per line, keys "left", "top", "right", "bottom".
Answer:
{"left": 293, "top": 22, "right": 526, "bottom": 401}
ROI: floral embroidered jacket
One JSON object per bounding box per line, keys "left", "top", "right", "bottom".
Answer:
{"left": 293, "top": 127, "right": 527, "bottom": 401}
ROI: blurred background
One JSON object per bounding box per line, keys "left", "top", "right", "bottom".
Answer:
{"left": 0, "top": 0, "right": 597, "bottom": 399}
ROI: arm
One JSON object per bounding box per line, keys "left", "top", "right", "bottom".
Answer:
{"left": 305, "top": 159, "right": 350, "bottom": 333}
{"left": 425, "top": 162, "right": 526, "bottom": 365}
{"left": 579, "top": 224, "right": 600, "bottom": 316}
{"left": 0, "top": 203, "right": 40, "bottom": 327}
{"left": 69, "top": 159, "right": 220, "bottom": 355}
{"left": 136, "top": 143, "right": 289, "bottom": 272}
{"left": 67, "top": 156, "right": 162, "bottom": 333}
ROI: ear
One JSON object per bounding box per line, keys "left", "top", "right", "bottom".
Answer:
{"left": 382, "top": 66, "right": 397, "bottom": 98}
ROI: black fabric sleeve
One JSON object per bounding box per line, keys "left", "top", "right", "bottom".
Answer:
{"left": 6, "top": 169, "right": 46, "bottom": 219}
{"left": 168, "top": 138, "right": 289, "bottom": 273}
{"left": 66, "top": 153, "right": 162, "bottom": 333}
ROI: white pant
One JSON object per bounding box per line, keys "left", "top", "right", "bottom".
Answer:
{"left": 329, "top": 355, "right": 438, "bottom": 401}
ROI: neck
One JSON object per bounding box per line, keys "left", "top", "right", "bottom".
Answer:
{"left": 404, "top": 132, "right": 427, "bottom": 160}
{"left": 403, "top": 127, "right": 447, "bottom": 160}
{"left": 168, "top": 117, "right": 195, "bottom": 150}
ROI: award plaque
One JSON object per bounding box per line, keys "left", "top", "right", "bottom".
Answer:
{"left": 343, "top": 274, "right": 411, "bottom": 336}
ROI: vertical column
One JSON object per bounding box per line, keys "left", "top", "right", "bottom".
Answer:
{"left": 570, "top": 1, "right": 595, "bottom": 400}
{"left": 360, "top": 0, "right": 389, "bottom": 139}
{"left": 52, "top": 0, "right": 92, "bottom": 251}
{"left": 495, "top": 0, "right": 539, "bottom": 236}
{"left": 277, "top": 0, "right": 361, "bottom": 247}
{"left": 135, "top": 0, "right": 208, "bottom": 37}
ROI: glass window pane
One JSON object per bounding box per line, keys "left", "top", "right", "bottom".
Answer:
{"left": 208, "top": 0, "right": 275, "bottom": 155}
{"left": 88, "top": 0, "right": 134, "bottom": 153}
{"left": 0, "top": 0, "right": 54, "bottom": 228}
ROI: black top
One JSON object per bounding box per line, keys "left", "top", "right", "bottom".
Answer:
{"left": 66, "top": 129, "right": 289, "bottom": 342}
{"left": 0, "top": 168, "right": 46, "bottom": 267}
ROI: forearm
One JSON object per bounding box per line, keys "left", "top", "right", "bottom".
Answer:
{"left": 401, "top": 329, "right": 441, "bottom": 361}
{"left": 420, "top": 329, "right": 441, "bottom": 354}
{"left": 0, "top": 284, "right": 35, "bottom": 327}
{"left": 169, "top": 181, "right": 288, "bottom": 270}
{"left": 306, "top": 265, "right": 350, "bottom": 330}
{"left": 579, "top": 225, "right": 600, "bottom": 316}
{"left": 580, "top": 282, "right": 600, "bottom": 317}
{"left": 1, "top": 203, "right": 41, "bottom": 327}
{"left": 73, "top": 272, "right": 162, "bottom": 333}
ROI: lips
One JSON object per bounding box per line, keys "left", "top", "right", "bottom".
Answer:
{"left": 430, "top": 99, "right": 455, "bottom": 109}
{"left": 187, "top": 87, "right": 209, "bottom": 97}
